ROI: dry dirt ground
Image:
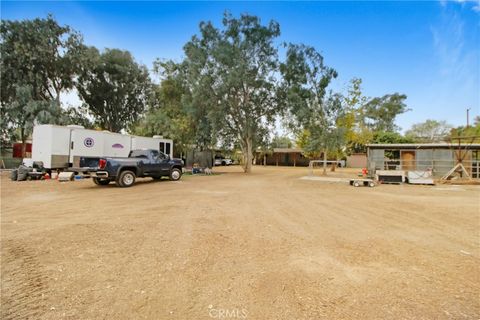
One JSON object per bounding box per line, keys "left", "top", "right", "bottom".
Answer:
{"left": 1, "top": 166, "right": 479, "bottom": 320}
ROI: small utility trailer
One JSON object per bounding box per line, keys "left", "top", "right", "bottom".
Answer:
{"left": 349, "top": 178, "right": 376, "bottom": 187}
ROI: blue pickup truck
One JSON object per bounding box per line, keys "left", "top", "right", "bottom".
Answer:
{"left": 80, "top": 149, "right": 183, "bottom": 187}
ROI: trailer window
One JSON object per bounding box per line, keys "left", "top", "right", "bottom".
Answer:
{"left": 160, "top": 142, "right": 165, "bottom": 153}
{"left": 165, "top": 143, "right": 171, "bottom": 156}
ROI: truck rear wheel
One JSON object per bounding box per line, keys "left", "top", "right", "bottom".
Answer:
{"left": 169, "top": 168, "right": 182, "bottom": 181}
{"left": 93, "top": 177, "right": 110, "bottom": 186}
{"left": 117, "top": 170, "right": 136, "bottom": 187}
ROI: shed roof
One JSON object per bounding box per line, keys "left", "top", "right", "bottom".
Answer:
{"left": 366, "top": 143, "right": 480, "bottom": 150}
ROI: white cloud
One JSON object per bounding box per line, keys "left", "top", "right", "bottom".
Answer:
{"left": 473, "top": 1, "right": 480, "bottom": 12}
{"left": 439, "top": 0, "right": 480, "bottom": 13}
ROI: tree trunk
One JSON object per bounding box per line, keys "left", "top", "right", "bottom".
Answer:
{"left": 322, "top": 148, "right": 327, "bottom": 176}
{"left": 21, "top": 127, "right": 26, "bottom": 158}
{"left": 331, "top": 155, "right": 337, "bottom": 172}
{"left": 242, "top": 138, "right": 253, "bottom": 173}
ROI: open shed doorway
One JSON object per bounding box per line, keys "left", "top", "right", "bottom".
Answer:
{"left": 401, "top": 151, "right": 416, "bottom": 171}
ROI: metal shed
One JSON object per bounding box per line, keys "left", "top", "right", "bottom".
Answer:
{"left": 366, "top": 143, "right": 480, "bottom": 179}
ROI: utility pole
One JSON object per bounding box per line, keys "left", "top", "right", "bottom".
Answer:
{"left": 466, "top": 108, "right": 470, "bottom": 128}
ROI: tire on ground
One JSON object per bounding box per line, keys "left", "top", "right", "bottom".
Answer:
{"left": 169, "top": 168, "right": 182, "bottom": 181}
{"left": 117, "top": 170, "right": 136, "bottom": 187}
{"left": 93, "top": 177, "right": 110, "bottom": 186}
{"left": 10, "top": 169, "right": 18, "bottom": 181}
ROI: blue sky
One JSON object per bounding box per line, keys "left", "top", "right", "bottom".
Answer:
{"left": 1, "top": 1, "right": 479, "bottom": 132}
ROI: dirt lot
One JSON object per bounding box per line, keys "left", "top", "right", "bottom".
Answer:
{"left": 1, "top": 166, "right": 479, "bottom": 319}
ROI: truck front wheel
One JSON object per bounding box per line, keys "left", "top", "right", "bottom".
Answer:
{"left": 169, "top": 168, "right": 182, "bottom": 181}
{"left": 117, "top": 170, "right": 136, "bottom": 187}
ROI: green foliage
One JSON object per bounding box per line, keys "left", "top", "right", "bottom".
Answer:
{"left": 1, "top": 15, "right": 86, "bottom": 149}
{"left": 339, "top": 78, "right": 373, "bottom": 153}
{"left": 76, "top": 48, "right": 152, "bottom": 132}
{"left": 181, "top": 12, "right": 282, "bottom": 172}
{"left": 372, "top": 131, "right": 414, "bottom": 144}
{"left": 1, "top": 15, "right": 85, "bottom": 105}
{"left": 281, "top": 43, "right": 345, "bottom": 172}
{"left": 362, "top": 93, "right": 409, "bottom": 132}
{"left": 1, "top": 85, "right": 59, "bottom": 152}
{"left": 338, "top": 78, "right": 410, "bottom": 153}
{"left": 296, "top": 130, "right": 320, "bottom": 158}
{"left": 405, "top": 119, "right": 452, "bottom": 142}
{"left": 449, "top": 116, "right": 480, "bottom": 142}
{"left": 58, "top": 106, "right": 94, "bottom": 129}
{"left": 271, "top": 135, "right": 293, "bottom": 148}
{"left": 134, "top": 65, "right": 195, "bottom": 156}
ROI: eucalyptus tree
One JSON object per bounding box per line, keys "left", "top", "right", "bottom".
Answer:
{"left": 0, "top": 15, "right": 86, "bottom": 153}
{"left": 405, "top": 119, "right": 452, "bottom": 142}
{"left": 1, "top": 85, "right": 58, "bottom": 155}
{"left": 280, "top": 43, "right": 344, "bottom": 175}
{"left": 135, "top": 60, "right": 197, "bottom": 157}
{"left": 76, "top": 48, "right": 152, "bottom": 132}
{"left": 362, "top": 93, "right": 409, "bottom": 132}
{"left": 182, "top": 13, "right": 282, "bottom": 173}
{"left": 1, "top": 15, "right": 85, "bottom": 105}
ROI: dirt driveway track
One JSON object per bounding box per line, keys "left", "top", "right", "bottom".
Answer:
{"left": 1, "top": 166, "right": 479, "bottom": 319}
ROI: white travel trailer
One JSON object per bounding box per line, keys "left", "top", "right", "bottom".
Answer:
{"left": 32, "top": 124, "right": 173, "bottom": 170}
{"left": 131, "top": 135, "right": 173, "bottom": 158}
{"left": 31, "top": 125, "right": 74, "bottom": 169}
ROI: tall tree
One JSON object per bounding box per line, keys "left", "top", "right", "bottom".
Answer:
{"left": 339, "top": 78, "right": 373, "bottom": 153}
{"left": 135, "top": 61, "right": 195, "bottom": 157}
{"left": 76, "top": 48, "right": 152, "bottom": 132}
{"left": 182, "top": 13, "right": 282, "bottom": 173}
{"left": 362, "top": 93, "right": 409, "bottom": 132}
{"left": 1, "top": 85, "right": 58, "bottom": 155}
{"left": 1, "top": 15, "right": 86, "bottom": 155}
{"left": 1, "top": 15, "right": 85, "bottom": 105}
{"left": 405, "top": 119, "right": 452, "bottom": 142}
{"left": 281, "top": 43, "right": 343, "bottom": 175}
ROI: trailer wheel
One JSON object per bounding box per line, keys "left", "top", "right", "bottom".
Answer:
{"left": 353, "top": 181, "right": 360, "bottom": 187}
{"left": 93, "top": 178, "right": 110, "bottom": 186}
{"left": 369, "top": 182, "right": 375, "bottom": 187}
{"left": 117, "top": 170, "right": 136, "bottom": 187}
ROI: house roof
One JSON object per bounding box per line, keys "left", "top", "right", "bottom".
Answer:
{"left": 273, "top": 148, "right": 304, "bottom": 153}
